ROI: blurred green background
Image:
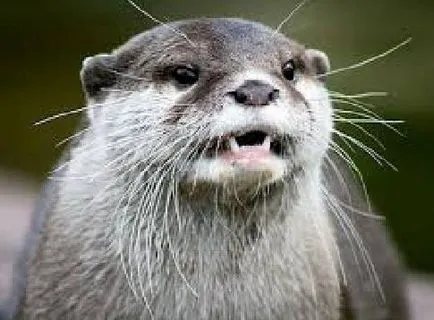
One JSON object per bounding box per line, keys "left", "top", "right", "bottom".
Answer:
{"left": 0, "top": 0, "right": 433, "bottom": 273}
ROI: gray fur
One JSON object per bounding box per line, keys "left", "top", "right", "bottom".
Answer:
{"left": 324, "top": 158, "right": 409, "bottom": 319}
{"left": 10, "top": 18, "right": 408, "bottom": 319}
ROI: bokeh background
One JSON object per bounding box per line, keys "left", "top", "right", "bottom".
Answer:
{"left": 1, "top": 0, "right": 433, "bottom": 317}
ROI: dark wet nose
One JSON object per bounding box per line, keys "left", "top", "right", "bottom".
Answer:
{"left": 230, "top": 80, "right": 279, "bottom": 106}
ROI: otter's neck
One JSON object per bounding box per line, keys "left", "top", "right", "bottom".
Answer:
{"left": 53, "top": 155, "right": 341, "bottom": 319}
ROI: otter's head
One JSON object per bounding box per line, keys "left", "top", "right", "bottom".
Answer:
{"left": 80, "top": 18, "right": 332, "bottom": 195}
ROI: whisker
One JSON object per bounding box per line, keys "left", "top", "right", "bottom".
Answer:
{"left": 327, "top": 190, "right": 386, "bottom": 301}
{"left": 33, "top": 106, "right": 88, "bottom": 126}
{"left": 101, "top": 88, "right": 140, "bottom": 94}
{"left": 333, "top": 129, "right": 397, "bottom": 171}
{"left": 322, "top": 38, "right": 411, "bottom": 77}
{"left": 126, "top": 0, "right": 196, "bottom": 47}
{"left": 333, "top": 115, "right": 386, "bottom": 150}
{"left": 163, "top": 175, "right": 199, "bottom": 298}
{"left": 327, "top": 192, "right": 384, "bottom": 220}
{"left": 328, "top": 140, "right": 372, "bottom": 212}
{"left": 273, "top": 0, "right": 309, "bottom": 35}
{"left": 33, "top": 95, "right": 131, "bottom": 126}
{"left": 322, "top": 188, "right": 385, "bottom": 301}
{"left": 329, "top": 91, "right": 388, "bottom": 100}
{"left": 334, "top": 118, "right": 402, "bottom": 124}
{"left": 323, "top": 154, "right": 352, "bottom": 202}
{"left": 332, "top": 99, "right": 404, "bottom": 136}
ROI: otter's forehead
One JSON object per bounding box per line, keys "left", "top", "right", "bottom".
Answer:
{"left": 115, "top": 18, "right": 303, "bottom": 71}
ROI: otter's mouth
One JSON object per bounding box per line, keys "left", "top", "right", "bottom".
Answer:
{"left": 203, "top": 130, "right": 289, "bottom": 162}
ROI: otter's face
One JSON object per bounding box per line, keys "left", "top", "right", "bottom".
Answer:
{"left": 80, "top": 18, "right": 332, "bottom": 189}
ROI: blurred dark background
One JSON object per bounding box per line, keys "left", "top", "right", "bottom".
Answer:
{"left": 0, "top": 0, "right": 433, "bottom": 280}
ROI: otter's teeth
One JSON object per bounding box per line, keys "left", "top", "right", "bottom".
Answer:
{"left": 229, "top": 137, "right": 240, "bottom": 151}
{"left": 263, "top": 136, "right": 271, "bottom": 150}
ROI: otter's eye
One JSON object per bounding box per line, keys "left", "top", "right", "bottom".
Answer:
{"left": 282, "top": 60, "right": 296, "bottom": 81}
{"left": 171, "top": 65, "right": 199, "bottom": 86}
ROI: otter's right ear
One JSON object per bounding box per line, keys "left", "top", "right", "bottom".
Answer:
{"left": 80, "top": 54, "right": 118, "bottom": 99}
{"left": 304, "top": 49, "right": 330, "bottom": 80}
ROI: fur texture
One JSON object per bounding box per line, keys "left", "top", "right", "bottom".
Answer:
{"left": 9, "top": 18, "right": 408, "bottom": 319}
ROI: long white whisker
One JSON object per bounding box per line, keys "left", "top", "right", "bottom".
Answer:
{"left": 33, "top": 95, "right": 131, "bottom": 126}
{"left": 329, "top": 91, "right": 388, "bottom": 99}
{"left": 273, "top": 0, "right": 309, "bottom": 35}
{"left": 333, "top": 129, "right": 397, "bottom": 170}
{"left": 328, "top": 140, "right": 372, "bottom": 212}
{"left": 323, "top": 38, "right": 412, "bottom": 77}
{"left": 332, "top": 99, "right": 404, "bottom": 136}
{"left": 126, "top": 0, "right": 196, "bottom": 47}
{"left": 325, "top": 189, "right": 386, "bottom": 301}
{"left": 333, "top": 115, "right": 386, "bottom": 150}
{"left": 55, "top": 127, "right": 90, "bottom": 148}
{"left": 33, "top": 106, "right": 88, "bottom": 126}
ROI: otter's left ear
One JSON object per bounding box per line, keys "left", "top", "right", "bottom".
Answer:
{"left": 80, "top": 53, "right": 118, "bottom": 100}
{"left": 304, "top": 49, "right": 330, "bottom": 79}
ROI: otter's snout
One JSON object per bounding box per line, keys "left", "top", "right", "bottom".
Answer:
{"left": 229, "top": 80, "right": 279, "bottom": 106}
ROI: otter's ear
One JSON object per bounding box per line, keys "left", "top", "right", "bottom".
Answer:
{"left": 304, "top": 49, "right": 330, "bottom": 79}
{"left": 80, "top": 54, "right": 118, "bottom": 99}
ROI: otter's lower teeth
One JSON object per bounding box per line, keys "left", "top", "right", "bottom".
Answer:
{"left": 262, "top": 136, "right": 271, "bottom": 149}
{"left": 229, "top": 137, "right": 240, "bottom": 151}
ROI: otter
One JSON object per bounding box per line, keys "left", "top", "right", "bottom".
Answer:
{"left": 6, "top": 18, "right": 408, "bottom": 319}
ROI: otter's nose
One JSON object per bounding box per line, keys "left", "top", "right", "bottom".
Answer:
{"left": 230, "top": 80, "right": 279, "bottom": 106}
